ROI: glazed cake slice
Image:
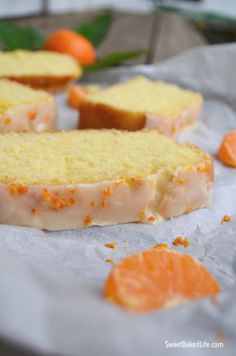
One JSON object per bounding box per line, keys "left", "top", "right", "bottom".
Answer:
{"left": 0, "top": 79, "right": 57, "bottom": 132}
{"left": 79, "top": 76, "right": 203, "bottom": 135}
{"left": 0, "top": 50, "right": 81, "bottom": 91}
{"left": 0, "top": 130, "right": 213, "bottom": 230}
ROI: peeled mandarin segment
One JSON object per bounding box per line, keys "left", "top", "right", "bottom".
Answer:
{"left": 217, "top": 131, "right": 236, "bottom": 168}
{"left": 104, "top": 249, "right": 220, "bottom": 313}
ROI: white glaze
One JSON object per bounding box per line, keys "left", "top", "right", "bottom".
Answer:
{"left": 0, "top": 165, "right": 212, "bottom": 230}
{"left": 0, "top": 97, "right": 57, "bottom": 132}
{"left": 145, "top": 105, "right": 201, "bottom": 136}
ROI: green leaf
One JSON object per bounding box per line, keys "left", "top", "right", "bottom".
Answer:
{"left": 0, "top": 22, "right": 45, "bottom": 50}
{"left": 75, "top": 12, "right": 113, "bottom": 47}
{"left": 85, "top": 50, "right": 146, "bottom": 72}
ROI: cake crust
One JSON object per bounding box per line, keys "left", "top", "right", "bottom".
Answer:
{"left": 79, "top": 99, "right": 202, "bottom": 135}
{"left": 6, "top": 75, "right": 77, "bottom": 92}
{"left": 79, "top": 101, "right": 146, "bottom": 131}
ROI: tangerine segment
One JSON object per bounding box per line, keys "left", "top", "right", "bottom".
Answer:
{"left": 217, "top": 131, "right": 236, "bottom": 168}
{"left": 104, "top": 249, "right": 220, "bottom": 313}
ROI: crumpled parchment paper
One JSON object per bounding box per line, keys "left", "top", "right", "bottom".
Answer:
{"left": 0, "top": 43, "right": 236, "bottom": 356}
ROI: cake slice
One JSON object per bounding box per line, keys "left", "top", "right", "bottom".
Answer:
{"left": 0, "top": 50, "right": 81, "bottom": 91}
{"left": 79, "top": 76, "right": 203, "bottom": 135}
{"left": 0, "top": 79, "right": 57, "bottom": 132}
{"left": 0, "top": 130, "right": 213, "bottom": 230}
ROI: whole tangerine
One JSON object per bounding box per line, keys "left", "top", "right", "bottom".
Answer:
{"left": 44, "top": 29, "right": 96, "bottom": 66}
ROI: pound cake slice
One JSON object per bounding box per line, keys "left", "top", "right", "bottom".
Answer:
{"left": 0, "top": 79, "right": 56, "bottom": 132}
{"left": 0, "top": 50, "right": 81, "bottom": 91}
{"left": 79, "top": 76, "right": 203, "bottom": 135}
{"left": 0, "top": 130, "right": 213, "bottom": 230}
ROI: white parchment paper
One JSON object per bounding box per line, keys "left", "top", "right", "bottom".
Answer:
{"left": 0, "top": 44, "right": 236, "bottom": 356}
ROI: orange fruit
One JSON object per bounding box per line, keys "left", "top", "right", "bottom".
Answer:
{"left": 104, "top": 248, "right": 220, "bottom": 313}
{"left": 67, "top": 85, "right": 87, "bottom": 109}
{"left": 217, "top": 131, "right": 236, "bottom": 168}
{"left": 44, "top": 30, "right": 96, "bottom": 66}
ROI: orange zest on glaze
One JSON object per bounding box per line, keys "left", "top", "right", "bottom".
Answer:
{"left": 41, "top": 189, "right": 53, "bottom": 202}
{"left": 177, "top": 178, "right": 186, "bottom": 186}
{"left": 43, "top": 115, "right": 49, "bottom": 124}
{"left": 8, "top": 183, "right": 28, "bottom": 196}
{"left": 83, "top": 215, "right": 93, "bottom": 226}
{"left": 197, "top": 166, "right": 206, "bottom": 173}
{"left": 32, "top": 208, "right": 40, "bottom": 216}
{"left": 137, "top": 210, "right": 146, "bottom": 219}
{"left": 89, "top": 200, "right": 97, "bottom": 208}
{"left": 172, "top": 236, "right": 189, "bottom": 248}
{"left": 102, "top": 187, "right": 112, "bottom": 197}
{"left": 100, "top": 199, "right": 108, "bottom": 208}
{"left": 221, "top": 214, "right": 231, "bottom": 224}
{"left": 41, "top": 189, "right": 77, "bottom": 210}
{"left": 147, "top": 215, "right": 156, "bottom": 222}
{"left": 3, "top": 117, "right": 11, "bottom": 126}
{"left": 28, "top": 109, "right": 37, "bottom": 121}
{"left": 127, "top": 177, "right": 143, "bottom": 189}
{"left": 104, "top": 242, "right": 117, "bottom": 249}
{"left": 115, "top": 179, "right": 124, "bottom": 187}
{"left": 69, "top": 197, "right": 76, "bottom": 205}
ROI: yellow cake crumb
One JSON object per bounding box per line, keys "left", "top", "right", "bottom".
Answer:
{"left": 105, "top": 258, "right": 114, "bottom": 264}
{"left": 104, "top": 242, "right": 117, "bottom": 249}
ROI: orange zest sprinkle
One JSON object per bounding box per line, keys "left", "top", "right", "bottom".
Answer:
{"left": 43, "top": 115, "right": 49, "bottom": 124}
{"left": 28, "top": 109, "right": 37, "bottom": 121}
{"left": 221, "top": 214, "right": 231, "bottom": 224}
{"left": 104, "top": 242, "right": 117, "bottom": 249}
{"left": 69, "top": 197, "right": 76, "bottom": 205}
{"left": 153, "top": 243, "right": 168, "bottom": 249}
{"left": 32, "top": 208, "right": 40, "bottom": 216}
{"left": 186, "top": 206, "right": 193, "bottom": 213}
{"left": 8, "top": 183, "right": 28, "bottom": 196}
{"left": 83, "top": 215, "right": 93, "bottom": 226}
{"left": 147, "top": 215, "right": 156, "bottom": 222}
{"left": 105, "top": 258, "right": 114, "bottom": 264}
{"left": 89, "top": 200, "right": 97, "bottom": 208}
{"left": 169, "top": 174, "right": 176, "bottom": 182}
{"left": 177, "top": 178, "right": 186, "bottom": 186}
{"left": 42, "top": 189, "right": 76, "bottom": 210}
{"left": 102, "top": 187, "right": 112, "bottom": 197}
{"left": 197, "top": 165, "right": 207, "bottom": 174}
{"left": 3, "top": 117, "right": 11, "bottom": 126}
{"left": 41, "top": 189, "right": 53, "bottom": 202}
{"left": 100, "top": 199, "right": 108, "bottom": 208}
{"left": 137, "top": 210, "right": 146, "bottom": 219}
{"left": 115, "top": 179, "right": 124, "bottom": 187}
{"left": 127, "top": 177, "right": 143, "bottom": 189}
{"left": 172, "top": 236, "right": 189, "bottom": 248}
{"left": 51, "top": 198, "right": 68, "bottom": 209}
